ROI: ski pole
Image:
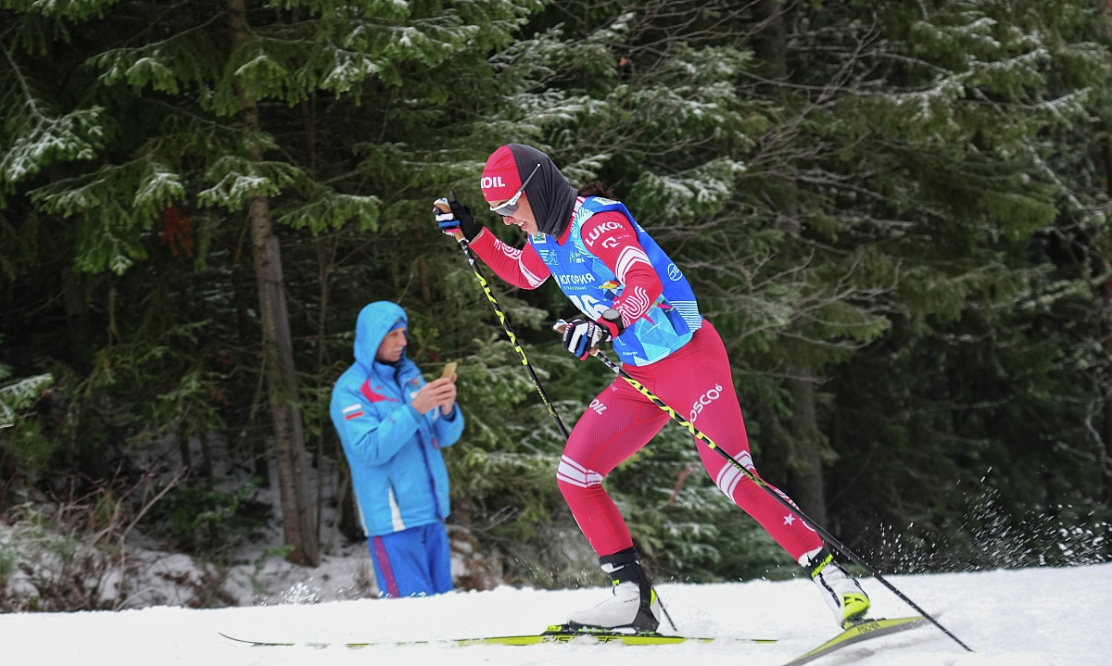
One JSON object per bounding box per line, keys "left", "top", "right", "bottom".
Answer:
{"left": 437, "top": 195, "right": 571, "bottom": 440}
{"left": 554, "top": 322, "right": 972, "bottom": 652}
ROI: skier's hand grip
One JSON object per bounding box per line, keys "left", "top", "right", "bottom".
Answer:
{"left": 433, "top": 197, "right": 464, "bottom": 241}
{"left": 552, "top": 320, "right": 601, "bottom": 357}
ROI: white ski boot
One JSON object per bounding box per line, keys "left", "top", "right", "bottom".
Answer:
{"left": 567, "top": 548, "right": 661, "bottom": 632}
{"left": 800, "top": 546, "right": 870, "bottom": 628}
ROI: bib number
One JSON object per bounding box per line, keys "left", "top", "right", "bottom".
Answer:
{"left": 568, "top": 293, "right": 609, "bottom": 320}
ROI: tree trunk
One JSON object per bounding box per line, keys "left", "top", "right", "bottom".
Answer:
{"left": 198, "top": 430, "right": 214, "bottom": 481}
{"left": 306, "top": 97, "right": 328, "bottom": 547}
{"left": 751, "top": 1, "right": 830, "bottom": 526}
{"left": 336, "top": 452, "right": 362, "bottom": 543}
{"left": 786, "top": 370, "right": 828, "bottom": 528}
{"left": 60, "top": 267, "right": 92, "bottom": 365}
{"left": 227, "top": 0, "right": 319, "bottom": 567}
{"left": 228, "top": 226, "right": 269, "bottom": 485}
{"left": 178, "top": 430, "right": 192, "bottom": 470}
{"left": 1101, "top": 130, "right": 1112, "bottom": 557}
{"left": 752, "top": 0, "right": 788, "bottom": 81}
{"left": 1104, "top": 270, "right": 1112, "bottom": 558}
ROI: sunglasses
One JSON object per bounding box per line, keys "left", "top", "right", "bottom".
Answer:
{"left": 489, "top": 163, "right": 541, "bottom": 217}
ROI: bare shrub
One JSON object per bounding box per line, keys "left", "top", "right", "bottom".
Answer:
{"left": 0, "top": 466, "right": 184, "bottom": 611}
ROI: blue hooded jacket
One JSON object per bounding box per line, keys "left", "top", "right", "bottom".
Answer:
{"left": 329, "top": 301, "right": 463, "bottom": 537}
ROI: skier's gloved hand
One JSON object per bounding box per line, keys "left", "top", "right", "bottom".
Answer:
{"left": 561, "top": 316, "right": 612, "bottom": 360}
{"left": 433, "top": 191, "right": 483, "bottom": 241}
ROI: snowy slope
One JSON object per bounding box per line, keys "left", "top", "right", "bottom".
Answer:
{"left": 1, "top": 562, "right": 1108, "bottom": 666}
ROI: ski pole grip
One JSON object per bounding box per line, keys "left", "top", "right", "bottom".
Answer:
{"left": 434, "top": 198, "right": 464, "bottom": 241}
{"left": 552, "top": 320, "right": 600, "bottom": 357}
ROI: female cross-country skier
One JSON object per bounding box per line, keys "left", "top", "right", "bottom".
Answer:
{"left": 434, "top": 143, "right": 869, "bottom": 632}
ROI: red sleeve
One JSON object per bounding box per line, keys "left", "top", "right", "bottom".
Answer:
{"left": 467, "top": 229, "right": 551, "bottom": 290}
{"left": 579, "top": 211, "right": 663, "bottom": 329}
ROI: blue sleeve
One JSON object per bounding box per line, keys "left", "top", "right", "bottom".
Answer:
{"left": 331, "top": 388, "right": 422, "bottom": 466}
{"left": 430, "top": 403, "right": 464, "bottom": 449}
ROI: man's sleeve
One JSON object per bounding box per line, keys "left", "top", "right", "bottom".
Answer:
{"left": 578, "top": 211, "right": 663, "bottom": 328}
{"left": 431, "top": 403, "right": 465, "bottom": 449}
{"left": 331, "top": 388, "right": 422, "bottom": 466}
{"left": 468, "top": 230, "right": 551, "bottom": 289}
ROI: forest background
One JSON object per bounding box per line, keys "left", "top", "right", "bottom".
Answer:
{"left": 3, "top": 0, "right": 1112, "bottom": 611}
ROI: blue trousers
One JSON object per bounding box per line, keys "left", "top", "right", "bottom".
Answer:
{"left": 368, "top": 522, "right": 453, "bottom": 598}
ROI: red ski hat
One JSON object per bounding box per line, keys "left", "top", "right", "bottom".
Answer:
{"left": 480, "top": 145, "right": 521, "bottom": 202}
{"left": 478, "top": 143, "right": 578, "bottom": 237}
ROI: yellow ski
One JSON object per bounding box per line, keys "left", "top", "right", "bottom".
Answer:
{"left": 782, "top": 616, "right": 928, "bottom": 665}
{"left": 220, "top": 624, "right": 777, "bottom": 648}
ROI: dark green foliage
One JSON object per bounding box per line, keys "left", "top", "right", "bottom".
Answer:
{"left": 143, "top": 478, "right": 272, "bottom": 560}
{"left": 2, "top": 0, "right": 1111, "bottom": 611}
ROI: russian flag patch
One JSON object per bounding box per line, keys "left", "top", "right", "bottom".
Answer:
{"left": 342, "top": 404, "right": 364, "bottom": 420}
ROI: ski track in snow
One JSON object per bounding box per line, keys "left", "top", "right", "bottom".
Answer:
{"left": 1, "top": 563, "right": 1109, "bottom": 665}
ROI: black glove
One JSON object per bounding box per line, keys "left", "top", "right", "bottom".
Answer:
{"left": 433, "top": 191, "right": 483, "bottom": 241}
{"left": 561, "top": 317, "right": 612, "bottom": 360}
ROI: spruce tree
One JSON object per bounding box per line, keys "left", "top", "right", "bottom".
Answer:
{"left": 0, "top": 0, "right": 532, "bottom": 567}
{"left": 728, "top": 0, "right": 1112, "bottom": 566}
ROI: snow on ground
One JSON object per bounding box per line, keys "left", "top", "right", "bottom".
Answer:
{"left": 1, "top": 561, "right": 1109, "bottom": 666}
{"left": 4, "top": 435, "right": 1108, "bottom": 664}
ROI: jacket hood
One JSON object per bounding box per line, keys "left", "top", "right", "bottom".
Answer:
{"left": 512, "top": 143, "right": 578, "bottom": 238}
{"left": 354, "top": 301, "right": 409, "bottom": 368}
{"left": 482, "top": 144, "right": 578, "bottom": 238}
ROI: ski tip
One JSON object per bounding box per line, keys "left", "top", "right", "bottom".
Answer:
{"left": 782, "top": 615, "right": 931, "bottom": 666}
{"left": 219, "top": 632, "right": 296, "bottom": 647}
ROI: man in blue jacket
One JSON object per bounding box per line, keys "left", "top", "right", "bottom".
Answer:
{"left": 330, "top": 301, "right": 464, "bottom": 598}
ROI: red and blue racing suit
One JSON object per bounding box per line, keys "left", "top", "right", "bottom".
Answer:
{"left": 468, "top": 196, "right": 823, "bottom": 561}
